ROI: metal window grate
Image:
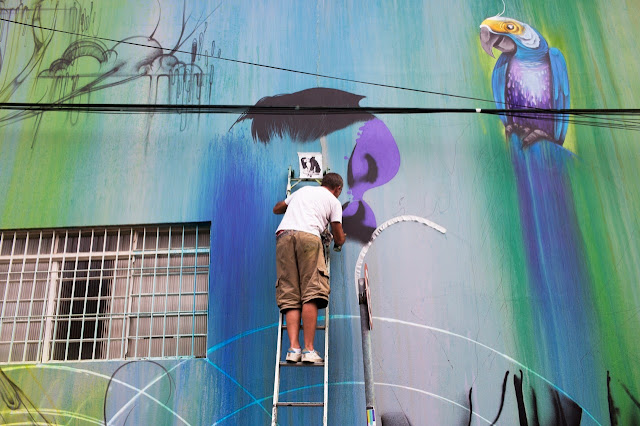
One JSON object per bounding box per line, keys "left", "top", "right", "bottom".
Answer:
{"left": 0, "top": 224, "right": 210, "bottom": 363}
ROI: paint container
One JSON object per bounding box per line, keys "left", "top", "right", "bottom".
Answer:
{"left": 366, "top": 407, "right": 376, "bottom": 426}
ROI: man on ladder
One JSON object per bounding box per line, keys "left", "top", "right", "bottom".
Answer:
{"left": 272, "top": 172, "right": 346, "bottom": 363}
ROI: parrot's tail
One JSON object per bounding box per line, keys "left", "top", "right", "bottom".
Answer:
{"left": 509, "top": 132, "right": 596, "bottom": 382}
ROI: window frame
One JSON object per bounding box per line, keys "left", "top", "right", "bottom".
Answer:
{"left": 0, "top": 223, "right": 210, "bottom": 363}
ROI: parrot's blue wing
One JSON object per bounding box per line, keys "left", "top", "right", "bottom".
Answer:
{"left": 550, "top": 47, "right": 570, "bottom": 142}
{"left": 491, "top": 53, "right": 510, "bottom": 125}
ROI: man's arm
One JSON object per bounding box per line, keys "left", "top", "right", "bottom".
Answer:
{"left": 330, "top": 222, "right": 346, "bottom": 246}
{"left": 273, "top": 201, "right": 288, "bottom": 214}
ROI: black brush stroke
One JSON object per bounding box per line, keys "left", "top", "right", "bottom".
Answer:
{"left": 530, "top": 388, "right": 540, "bottom": 426}
{"left": 550, "top": 389, "right": 568, "bottom": 426}
{"left": 347, "top": 151, "right": 379, "bottom": 187}
{"left": 621, "top": 383, "right": 640, "bottom": 411}
{"left": 490, "top": 370, "right": 510, "bottom": 425}
{"left": 230, "top": 88, "right": 374, "bottom": 143}
{"left": 341, "top": 201, "right": 376, "bottom": 243}
{"left": 468, "top": 387, "right": 473, "bottom": 426}
{"left": 608, "top": 371, "right": 620, "bottom": 426}
{"left": 0, "top": 368, "right": 52, "bottom": 425}
{"left": 513, "top": 370, "right": 529, "bottom": 426}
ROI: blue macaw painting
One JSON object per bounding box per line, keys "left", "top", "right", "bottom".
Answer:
{"left": 480, "top": 15, "right": 569, "bottom": 146}
{"left": 479, "top": 15, "right": 601, "bottom": 425}
{"left": 1, "top": 1, "right": 640, "bottom": 425}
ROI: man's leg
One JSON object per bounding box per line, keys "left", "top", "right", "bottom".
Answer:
{"left": 285, "top": 309, "right": 302, "bottom": 349}
{"left": 276, "top": 233, "right": 302, "bottom": 355}
{"left": 294, "top": 232, "right": 327, "bottom": 362}
{"left": 301, "top": 302, "right": 318, "bottom": 351}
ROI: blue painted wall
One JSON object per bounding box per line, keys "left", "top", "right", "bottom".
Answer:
{"left": 1, "top": 0, "right": 640, "bottom": 424}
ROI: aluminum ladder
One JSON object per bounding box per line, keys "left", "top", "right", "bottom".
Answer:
{"left": 271, "top": 166, "right": 330, "bottom": 426}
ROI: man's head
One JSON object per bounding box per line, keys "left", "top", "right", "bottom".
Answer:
{"left": 321, "top": 173, "right": 343, "bottom": 197}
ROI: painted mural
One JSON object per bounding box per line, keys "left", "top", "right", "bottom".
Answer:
{"left": 1, "top": 0, "right": 640, "bottom": 425}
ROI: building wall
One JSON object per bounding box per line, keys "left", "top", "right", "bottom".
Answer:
{"left": 1, "top": 0, "right": 639, "bottom": 424}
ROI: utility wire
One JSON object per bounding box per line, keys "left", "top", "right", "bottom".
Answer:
{"left": 0, "top": 16, "right": 494, "bottom": 105}
{"left": 2, "top": 103, "right": 640, "bottom": 116}
{"left": 1, "top": 16, "right": 640, "bottom": 132}
{"left": 3, "top": 103, "right": 640, "bottom": 132}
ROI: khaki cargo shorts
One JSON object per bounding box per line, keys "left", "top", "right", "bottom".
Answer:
{"left": 275, "top": 230, "right": 330, "bottom": 312}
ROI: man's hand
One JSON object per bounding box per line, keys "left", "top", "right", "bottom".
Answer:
{"left": 273, "top": 201, "right": 288, "bottom": 214}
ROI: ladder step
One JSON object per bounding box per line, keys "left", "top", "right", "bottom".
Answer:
{"left": 283, "top": 324, "right": 326, "bottom": 330}
{"left": 276, "top": 402, "right": 324, "bottom": 407}
{"left": 280, "top": 361, "right": 325, "bottom": 367}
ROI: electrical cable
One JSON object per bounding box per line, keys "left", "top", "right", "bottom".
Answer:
{"left": 0, "top": 16, "right": 495, "bottom": 105}
{"left": 2, "top": 16, "right": 640, "bottom": 133}
{"left": 3, "top": 103, "right": 640, "bottom": 132}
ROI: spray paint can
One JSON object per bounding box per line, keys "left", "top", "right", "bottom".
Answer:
{"left": 366, "top": 406, "right": 376, "bottom": 426}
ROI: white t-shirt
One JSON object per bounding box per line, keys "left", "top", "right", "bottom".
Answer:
{"left": 276, "top": 186, "right": 342, "bottom": 237}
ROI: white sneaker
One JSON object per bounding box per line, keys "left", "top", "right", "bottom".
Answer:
{"left": 301, "top": 349, "right": 323, "bottom": 364}
{"left": 286, "top": 348, "right": 302, "bottom": 362}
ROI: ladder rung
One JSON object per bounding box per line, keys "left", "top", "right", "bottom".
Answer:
{"left": 276, "top": 402, "right": 324, "bottom": 407}
{"left": 280, "top": 361, "right": 325, "bottom": 367}
{"left": 283, "top": 324, "right": 326, "bottom": 330}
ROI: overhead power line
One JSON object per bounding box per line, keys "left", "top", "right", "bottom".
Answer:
{"left": 2, "top": 103, "right": 640, "bottom": 132}
{"left": 2, "top": 103, "right": 640, "bottom": 115}
{"left": 1, "top": 17, "right": 640, "bottom": 132}
{"left": 0, "top": 16, "right": 513, "bottom": 105}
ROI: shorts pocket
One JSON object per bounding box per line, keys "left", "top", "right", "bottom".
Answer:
{"left": 317, "top": 260, "right": 329, "bottom": 278}
{"left": 317, "top": 267, "right": 331, "bottom": 295}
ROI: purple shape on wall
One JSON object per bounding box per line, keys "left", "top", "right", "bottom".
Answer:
{"left": 232, "top": 88, "right": 402, "bottom": 244}
{"left": 343, "top": 118, "right": 401, "bottom": 242}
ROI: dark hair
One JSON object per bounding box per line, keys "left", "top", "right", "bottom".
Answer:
{"left": 321, "top": 173, "right": 343, "bottom": 189}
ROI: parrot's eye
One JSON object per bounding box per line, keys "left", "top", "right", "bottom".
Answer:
{"left": 507, "top": 24, "right": 515, "bottom": 30}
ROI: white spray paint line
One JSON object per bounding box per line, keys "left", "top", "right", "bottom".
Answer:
{"left": 373, "top": 317, "right": 602, "bottom": 425}
{"left": 354, "top": 215, "right": 446, "bottom": 295}
{"left": 375, "top": 382, "right": 493, "bottom": 424}
{"left": 495, "top": 0, "right": 506, "bottom": 18}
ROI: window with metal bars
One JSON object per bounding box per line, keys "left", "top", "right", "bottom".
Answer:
{"left": 0, "top": 224, "right": 210, "bottom": 363}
